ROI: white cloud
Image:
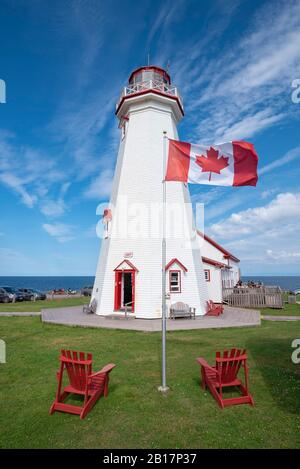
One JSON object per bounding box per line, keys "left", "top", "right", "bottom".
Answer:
{"left": 0, "top": 132, "right": 66, "bottom": 210}
{"left": 207, "top": 192, "right": 300, "bottom": 272}
{"left": 39, "top": 182, "right": 70, "bottom": 217}
{"left": 147, "top": 0, "right": 186, "bottom": 46}
{"left": 259, "top": 146, "right": 300, "bottom": 176}
{"left": 209, "top": 192, "right": 300, "bottom": 239}
{"left": 191, "top": 187, "right": 226, "bottom": 205}
{"left": 0, "top": 4, "right": 118, "bottom": 213}
{"left": 267, "top": 249, "right": 300, "bottom": 260}
{"left": 204, "top": 190, "right": 250, "bottom": 222}
{"left": 42, "top": 223, "right": 75, "bottom": 243}
{"left": 0, "top": 172, "right": 37, "bottom": 208}
{"left": 260, "top": 189, "right": 278, "bottom": 200}
{"left": 160, "top": 0, "right": 300, "bottom": 142}
{"left": 84, "top": 168, "right": 113, "bottom": 200}
{"left": 217, "top": 109, "right": 285, "bottom": 141}
{"left": 40, "top": 201, "right": 66, "bottom": 217}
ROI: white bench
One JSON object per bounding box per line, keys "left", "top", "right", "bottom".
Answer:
{"left": 169, "top": 302, "right": 196, "bottom": 320}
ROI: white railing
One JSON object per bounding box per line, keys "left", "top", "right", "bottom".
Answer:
{"left": 116, "top": 80, "right": 183, "bottom": 110}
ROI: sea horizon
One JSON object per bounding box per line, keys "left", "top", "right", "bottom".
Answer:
{"left": 1, "top": 275, "right": 300, "bottom": 292}
{"left": 1, "top": 274, "right": 300, "bottom": 277}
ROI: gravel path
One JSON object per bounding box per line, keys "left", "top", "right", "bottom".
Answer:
{"left": 0, "top": 312, "right": 41, "bottom": 317}
{"left": 263, "top": 315, "right": 300, "bottom": 321}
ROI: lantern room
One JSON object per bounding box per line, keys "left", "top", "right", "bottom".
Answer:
{"left": 116, "top": 65, "right": 184, "bottom": 119}
{"left": 128, "top": 66, "right": 171, "bottom": 85}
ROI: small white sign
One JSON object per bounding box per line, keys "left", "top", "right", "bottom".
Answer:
{"left": 124, "top": 252, "right": 133, "bottom": 258}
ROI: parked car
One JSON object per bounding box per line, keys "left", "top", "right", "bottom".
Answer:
{"left": 0, "top": 287, "right": 13, "bottom": 303}
{"left": 18, "top": 288, "right": 47, "bottom": 301}
{"left": 81, "top": 286, "right": 93, "bottom": 296}
{"left": 17, "top": 288, "right": 34, "bottom": 301}
{"left": 52, "top": 289, "right": 65, "bottom": 295}
{"left": 293, "top": 289, "right": 300, "bottom": 295}
{"left": 0, "top": 286, "right": 24, "bottom": 302}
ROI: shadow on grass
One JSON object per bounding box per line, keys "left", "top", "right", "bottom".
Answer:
{"left": 247, "top": 337, "right": 300, "bottom": 414}
{"left": 53, "top": 383, "right": 119, "bottom": 410}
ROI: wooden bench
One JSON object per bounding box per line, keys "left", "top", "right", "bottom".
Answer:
{"left": 169, "top": 302, "right": 196, "bottom": 320}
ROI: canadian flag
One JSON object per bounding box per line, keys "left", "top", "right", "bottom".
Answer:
{"left": 165, "top": 139, "right": 258, "bottom": 186}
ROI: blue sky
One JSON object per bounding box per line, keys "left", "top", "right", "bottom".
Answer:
{"left": 0, "top": 0, "right": 300, "bottom": 276}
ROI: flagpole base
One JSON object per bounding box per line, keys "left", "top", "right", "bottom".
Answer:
{"left": 158, "top": 385, "right": 169, "bottom": 394}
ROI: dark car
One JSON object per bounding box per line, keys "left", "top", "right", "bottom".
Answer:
{"left": 52, "top": 288, "right": 65, "bottom": 295}
{"left": 0, "top": 287, "right": 13, "bottom": 303}
{"left": 18, "top": 288, "right": 47, "bottom": 301}
{"left": 0, "top": 286, "right": 24, "bottom": 302}
{"left": 17, "top": 288, "right": 34, "bottom": 301}
{"left": 81, "top": 286, "right": 93, "bottom": 296}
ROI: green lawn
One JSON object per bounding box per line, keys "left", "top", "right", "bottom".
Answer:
{"left": 0, "top": 317, "right": 300, "bottom": 448}
{"left": 262, "top": 302, "right": 300, "bottom": 317}
{"left": 0, "top": 296, "right": 88, "bottom": 312}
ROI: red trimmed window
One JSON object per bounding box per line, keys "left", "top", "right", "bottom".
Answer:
{"left": 204, "top": 269, "right": 210, "bottom": 282}
{"left": 169, "top": 270, "right": 181, "bottom": 293}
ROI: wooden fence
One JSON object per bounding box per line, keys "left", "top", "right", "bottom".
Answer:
{"left": 222, "top": 286, "right": 283, "bottom": 309}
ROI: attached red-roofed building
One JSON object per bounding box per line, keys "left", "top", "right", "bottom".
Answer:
{"left": 199, "top": 231, "right": 240, "bottom": 303}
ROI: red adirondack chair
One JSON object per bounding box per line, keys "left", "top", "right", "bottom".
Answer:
{"left": 49, "top": 349, "right": 116, "bottom": 419}
{"left": 196, "top": 348, "right": 254, "bottom": 408}
{"left": 206, "top": 300, "right": 224, "bottom": 316}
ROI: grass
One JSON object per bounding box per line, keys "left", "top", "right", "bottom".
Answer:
{"left": 0, "top": 317, "right": 300, "bottom": 448}
{"left": 0, "top": 296, "right": 88, "bottom": 312}
{"left": 262, "top": 302, "right": 300, "bottom": 317}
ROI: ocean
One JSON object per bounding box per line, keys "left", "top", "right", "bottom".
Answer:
{"left": 242, "top": 276, "right": 300, "bottom": 292}
{"left": 0, "top": 276, "right": 95, "bottom": 292}
{"left": 0, "top": 275, "right": 300, "bottom": 292}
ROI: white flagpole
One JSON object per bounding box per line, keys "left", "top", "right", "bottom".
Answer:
{"left": 158, "top": 130, "right": 169, "bottom": 393}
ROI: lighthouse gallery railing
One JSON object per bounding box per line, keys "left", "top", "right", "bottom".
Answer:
{"left": 116, "top": 79, "right": 183, "bottom": 110}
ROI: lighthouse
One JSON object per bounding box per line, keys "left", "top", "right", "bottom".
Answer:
{"left": 92, "top": 66, "right": 209, "bottom": 318}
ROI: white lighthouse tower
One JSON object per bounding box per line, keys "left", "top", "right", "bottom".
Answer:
{"left": 92, "top": 66, "right": 209, "bottom": 318}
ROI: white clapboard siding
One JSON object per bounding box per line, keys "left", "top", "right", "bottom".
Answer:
{"left": 92, "top": 91, "right": 209, "bottom": 318}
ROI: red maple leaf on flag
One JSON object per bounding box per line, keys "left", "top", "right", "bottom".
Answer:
{"left": 196, "top": 147, "right": 229, "bottom": 181}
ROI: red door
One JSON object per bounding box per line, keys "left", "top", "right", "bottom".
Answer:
{"left": 114, "top": 271, "right": 122, "bottom": 310}
{"left": 114, "top": 270, "right": 135, "bottom": 312}
{"left": 131, "top": 271, "right": 135, "bottom": 313}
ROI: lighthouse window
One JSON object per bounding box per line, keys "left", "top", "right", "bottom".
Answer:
{"left": 169, "top": 270, "right": 181, "bottom": 293}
